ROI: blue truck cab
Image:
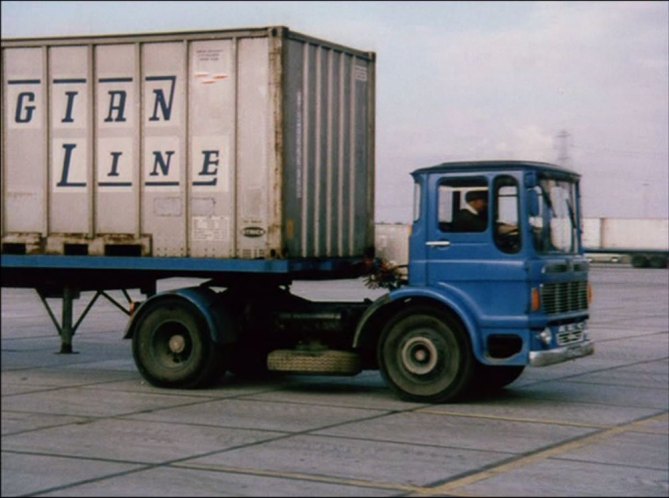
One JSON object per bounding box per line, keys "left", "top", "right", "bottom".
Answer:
{"left": 365, "top": 160, "right": 593, "bottom": 401}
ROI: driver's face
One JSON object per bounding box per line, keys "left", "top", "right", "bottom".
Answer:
{"left": 472, "top": 198, "right": 488, "bottom": 214}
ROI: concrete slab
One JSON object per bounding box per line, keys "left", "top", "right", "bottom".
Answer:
{"left": 125, "top": 398, "right": 388, "bottom": 432}
{"left": 181, "top": 433, "right": 508, "bottom": 487}
{"left": 2, "top": 411, "right": 88, "bottom": 436}
{"left": 2, "top": 418, "right": 284, "bottom": 464}
{"left": 36, "top": 465, "right": 398, "bottom": 497}
{"left": 315, "top": 410, "right": 597, "bottom": 454}
{"left": 0, "top": 452, "right": 140, "bottom": 497}
{"left": 2, "top": 386, "right": 205, "bottom": 417}
{"left": 450, "top": 458, "right": 669, "bottom": 497}
{"left": 420, "top": 396, "right": 660, "bottom": 428}
{"left": 558, "top": 430, "right": 668, "bottom": 470}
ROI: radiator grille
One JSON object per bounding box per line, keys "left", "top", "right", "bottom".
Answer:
{"left": 542, "top": 281, "right": 589, "bottom": 314}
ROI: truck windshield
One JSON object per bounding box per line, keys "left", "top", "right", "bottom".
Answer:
{"left": 530, "top": 178, "right": 580, "bottom": 254}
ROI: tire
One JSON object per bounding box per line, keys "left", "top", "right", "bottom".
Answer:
{"left": 267, "top": 349, "right": 361, "bottom": 375}
{"left": 378, "top": 306, "right": 475, "bottom": 403}
{"left": 649, "top": 255, "right": 667, "bottom": 269}
{"left": 630, "top": 254, "right": 649, "bottom": 268}
{"left": 132, "top": 298, "right": 226, "bottom": 388}
{"left": 473, "top": 363, "right": 525, "bottom": 393}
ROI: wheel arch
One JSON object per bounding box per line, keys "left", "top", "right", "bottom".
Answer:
{"left": 353, "top": 287, "right": 482, "bottom": 367}
{"left": 123, "top": 286, "right": 238, "bottom": 345}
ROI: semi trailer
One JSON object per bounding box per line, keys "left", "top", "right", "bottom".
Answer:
{"left": 1, "top": 26, "right": 593, "bottom": 402}
{"left": 582, "top": 218, "right": 668, "bottom": 269}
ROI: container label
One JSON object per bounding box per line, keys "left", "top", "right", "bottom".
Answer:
{"left": 241, "top": 226, "right": 266, "bottom": 238}
{"left": 192, "top": 216, "right": 228, "bottom": 241}
{"left": 354, "top": 65, "right": 368, "bottom": 82}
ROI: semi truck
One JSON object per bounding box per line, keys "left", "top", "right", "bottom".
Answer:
{"left": 1, "top": 26, "right": 593, "bottom": 402}
{"left": 582, "top": 218, "right": 668, "bottom": 269}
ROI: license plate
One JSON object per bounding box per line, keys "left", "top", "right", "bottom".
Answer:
{"left": 557, "top": 322, "right": 586, "bottom": 345}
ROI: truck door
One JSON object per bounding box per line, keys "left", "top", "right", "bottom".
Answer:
{"left": 426, "top": 175, "right": 492, "bottom": 277}
{"left": 425, "top": 173, "right": 527, "bottom": 321}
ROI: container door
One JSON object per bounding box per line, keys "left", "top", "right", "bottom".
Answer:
{"left": 3, "top": 48, "right": 47, "bottom": 236}
{"left": 141, "top": 42, "right": 187, "bottom": 257}
{"left": 188, "top": 39, "right": 237, "bottom": 258}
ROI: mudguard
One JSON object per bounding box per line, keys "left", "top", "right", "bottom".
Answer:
{"left": 353, "top": 285, "right": 485, "bottom": 361}
{"left": 123, "top": 286, "right": 238, "bottom": 345}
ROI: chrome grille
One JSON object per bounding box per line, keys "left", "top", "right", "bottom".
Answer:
{"left": 557, "top": 328, "right": 584, "bottom": 346}
{"left": 542, "top": 281, "right": 588, "bottom": 314}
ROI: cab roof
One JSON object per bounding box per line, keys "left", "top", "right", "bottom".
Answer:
{"left": 411, "top": 160, "right": 580, "bottom": 179}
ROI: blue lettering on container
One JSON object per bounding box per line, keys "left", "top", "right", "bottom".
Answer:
{"left": 15, "top": 92, "right": 36, "bottom": 123}
{"left": 104, "top": 90, "right": 127, "bottom": 122}
{"left": 146, "top": 76, "right": 176, "bottom": 122}
{"left": 193, "top": 150, "right": 219, "bottom": 186}
{"left": 57, "top": 143, "right": 86, "bottom": 187}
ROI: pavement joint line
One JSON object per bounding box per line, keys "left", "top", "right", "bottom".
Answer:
{"left": 416, "top": 409, "right": 617, "bottom": 430}
{"left": 158, "top": 411, "right": 669, "bottom": 496}
{"left": 410, "top": 411, "right": 669, "bottom": 496}
{"left": 171, "top": 461, "right": 422, "bottom": 493}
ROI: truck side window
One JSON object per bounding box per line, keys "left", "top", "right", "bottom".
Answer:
{"left": 438, "top": 178, "right": 488, "bottom": 232}
{"left": 494, "top": 176, "right": 521, "bottom": 253}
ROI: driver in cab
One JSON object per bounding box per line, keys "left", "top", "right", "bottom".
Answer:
{"left": 452, "top": 190, "right": 520, "bottom": 251}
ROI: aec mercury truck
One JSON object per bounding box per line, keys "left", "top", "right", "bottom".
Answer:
{"left": 1, "top": 27, "right": 593, "bottom": 402}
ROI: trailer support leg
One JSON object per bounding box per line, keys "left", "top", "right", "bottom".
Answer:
{"left": 59, "top": 286, "right": 76, "bottom": 354}
{"left": 36, "top": 288, "right": 140, "bottom": 354}
{"left": 37, "top": 286, "right": 90, "bottom": 354}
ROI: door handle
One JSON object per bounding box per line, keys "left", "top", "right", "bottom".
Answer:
{"left": 426, "top": 240, "right": 451, "bottom": 248}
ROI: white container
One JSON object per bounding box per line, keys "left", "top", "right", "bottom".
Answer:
{"left": 583, "top": 218, "right": 669, "bottom": 251}
{"left": 1, "top": 27, "right": 375, "bottom": 259}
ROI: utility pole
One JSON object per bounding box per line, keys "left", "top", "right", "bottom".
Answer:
{"left": 556, "top": 129, "right": 571, "bottom": 167}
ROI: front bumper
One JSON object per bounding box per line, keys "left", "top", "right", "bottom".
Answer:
{"left": 529, "top": 339, "right": 595, "bottom": 367}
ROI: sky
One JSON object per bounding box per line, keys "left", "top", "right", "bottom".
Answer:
{"left": 2, "top": 0, "right": 668, "bottom": 223}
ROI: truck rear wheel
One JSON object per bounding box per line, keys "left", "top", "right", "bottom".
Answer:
{"left": 378, "top": 306, "right": 474, "bottom": 403}
{"left": 132, "top": 298, "right": 226, "bottom": 388}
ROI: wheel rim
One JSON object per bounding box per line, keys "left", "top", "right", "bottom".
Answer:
{"left": 400, "top": 333, "right": 439, "bottom": 375}
{"left": 151, "top": 321, "right": 193, "bottom": 368}
{"left": 380, "top": 311, "right": 470, "bottom": 401}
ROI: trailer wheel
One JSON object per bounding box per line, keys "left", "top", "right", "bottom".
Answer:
{"left": 132, "top": 298, "right": 226, "bottom": 388}
{"left": 378, "top": 306, "right": 474, "bottom": 403}
{"left": 630, "top": 255, "right": 649, "bottom": 268}
{"left": 649, "top": 255, "right": 667, "bottom": 269}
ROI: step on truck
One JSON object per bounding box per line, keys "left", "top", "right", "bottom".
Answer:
{"left": 1, "top": 26, "right": 593, "bottom": 402}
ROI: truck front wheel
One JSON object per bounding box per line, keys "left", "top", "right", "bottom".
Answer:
{"left": 132, "top": 298, "right": 226, "bottom": 388}
{"left": 378, "top": 306, "right": 475, "bottom": 403}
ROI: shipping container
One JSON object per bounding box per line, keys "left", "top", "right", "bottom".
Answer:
{"left": 1, "top": 27, "right": 375, "bottom": 261}
{"left": 582, "top": 218, "right": 669, "bottom": 252}
{"left": 582, "top": 217, "right": 668, "bottom": 268}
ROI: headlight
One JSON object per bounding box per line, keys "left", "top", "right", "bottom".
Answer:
{"left": 538, "top": 329, "right": 552, "bottom": 346}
